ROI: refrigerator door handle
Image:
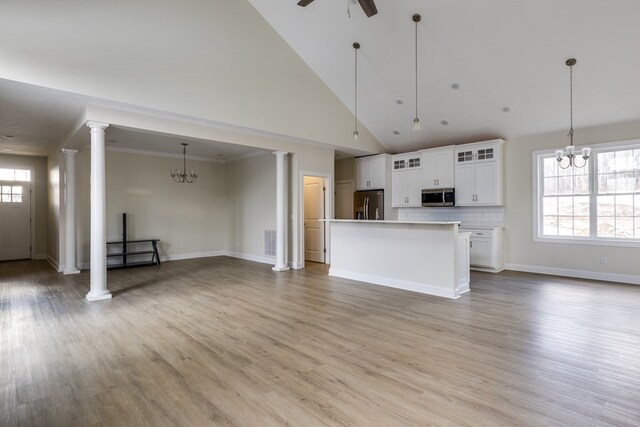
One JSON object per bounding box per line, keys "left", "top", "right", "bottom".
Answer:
{"left": 364, "top": 196, "right": 369, "bottom": 220}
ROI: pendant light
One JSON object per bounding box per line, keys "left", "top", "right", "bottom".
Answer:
{"left": 412, "top": 14, "right": 421, "bottom": 131}
{"left": 556, "top": 58, "right": 591, "bottom": 169}
{"left": 353, "top": 42, "right": 360, "bottom": 140}
{"left": 170, "top": 143, "right": 198, "bottom": 183}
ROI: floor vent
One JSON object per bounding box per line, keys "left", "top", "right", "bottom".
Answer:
{"left": 264, "top": 230, "right": 276, "bottom": 256}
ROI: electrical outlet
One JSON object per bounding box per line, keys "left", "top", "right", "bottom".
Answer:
{"left": 600, "top": 256, "right": 608, "bottom": 264}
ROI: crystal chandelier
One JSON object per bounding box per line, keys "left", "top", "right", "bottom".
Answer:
{"left": 556, "top": 58, "right": 591, "bottom": 169}
{"left": 170, "top": 143, "right": 198, "bottom": 183}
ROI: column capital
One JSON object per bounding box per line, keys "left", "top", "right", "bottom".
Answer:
{"left": 61, "top": 148, "right": 78, "bottom": 156}
{"left": 272, "top": 151, "right": 288, "bottom": 158}
{"left": 86, "top": 121, "right": 109, "bottom": 130}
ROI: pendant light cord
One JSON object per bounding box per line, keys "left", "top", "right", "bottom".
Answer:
{"left": 355, "top": 44, "right": 358, "bottom": 133}
{"left": 569, "top": 62, "right": 574, "bottom": 146}
{"left": 415, "top": 17, "right": 418, "bottom": 120}
{"left": 353, "top": 42, "right": 360, "bottom": 137}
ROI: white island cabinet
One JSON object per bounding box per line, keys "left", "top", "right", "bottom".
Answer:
{"left": 326, "top": 220, "right": 470, "bottom": 299}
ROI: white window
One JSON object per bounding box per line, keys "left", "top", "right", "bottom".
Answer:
{"left": 0, "top": 185, "right": 23, "bottom": 203}
{"left": 533, "top": 140, "right": 640, "bottom": 246}
{"left": 0, "top": 168, "right": 31, "bottom": 182}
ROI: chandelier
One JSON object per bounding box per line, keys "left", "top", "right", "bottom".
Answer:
{"left": 170, "top": 143, "right": 198, "bottom": 183}
{"left": 555, "top": 58, "right": 591, "bottom": 169}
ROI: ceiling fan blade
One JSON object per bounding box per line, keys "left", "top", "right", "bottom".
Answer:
{"left": 297, "top": 0, "right": 314, "bottom": 6}
{"left": 357, "top": 0, "right": 378, "bottom": 17}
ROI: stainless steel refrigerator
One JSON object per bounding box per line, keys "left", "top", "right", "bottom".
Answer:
{"left": 353, "top": 190, "right": 384, "bottom": 220}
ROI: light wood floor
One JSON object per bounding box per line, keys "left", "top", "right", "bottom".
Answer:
{"left": 1, "top": 258, "right": 639, "bottom": 426}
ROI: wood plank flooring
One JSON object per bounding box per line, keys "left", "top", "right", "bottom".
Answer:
{"left": 1, "top": 257, "right": 639, "bottom": 426}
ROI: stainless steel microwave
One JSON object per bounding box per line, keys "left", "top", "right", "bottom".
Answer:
{"left": 421, "top": 188, "right": 455, "bottom": 207}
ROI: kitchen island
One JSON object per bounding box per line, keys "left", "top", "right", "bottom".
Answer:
{"left": 326, "top": 220, "right": 470, "bottom": 299}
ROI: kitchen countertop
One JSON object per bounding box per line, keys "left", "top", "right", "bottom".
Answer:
{"left": 324, "top": 219, "right": 461, "bottom": 225}
{"left": 459, "top": 223, "right": 504, "bottom": 229}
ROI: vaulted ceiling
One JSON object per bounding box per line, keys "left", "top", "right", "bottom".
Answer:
{"left": 248, "top": 0, "right": 640, "bottom": 153}
{"left": 1, "top": 1, "right": 640, "bottom": 159}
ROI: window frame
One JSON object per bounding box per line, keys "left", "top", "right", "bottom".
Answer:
{"left": 532, "top": 138, "right": 640, "bottom": 248}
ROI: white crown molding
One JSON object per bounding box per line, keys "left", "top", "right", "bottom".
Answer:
{"left": 104, "top": 146, "right": 223, "bottom": 163}
{"left": 224, "top": 150, "right": 272, "bottom": 164}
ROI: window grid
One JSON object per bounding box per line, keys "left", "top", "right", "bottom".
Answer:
{"left": 0, "top": 185, "right": 23, "bottom": 203}
{"left": 537, "top": 143, "right": 640, "bottom": 243}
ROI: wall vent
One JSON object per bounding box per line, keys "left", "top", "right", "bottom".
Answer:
{"left": 264, "top": 230, "right": 276, "bottom": 256}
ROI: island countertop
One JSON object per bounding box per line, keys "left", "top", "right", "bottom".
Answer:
{"left": 323, "top": 219, "right": 461, "bottom": 225}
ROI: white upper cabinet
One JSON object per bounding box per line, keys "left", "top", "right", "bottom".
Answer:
{"left": 454, "top": 139, "right": 504, "bottom": 206}
{"left": 355, "top": 154, "right": 387, "bottom": 190}
{"left": 420, "top": 146, "right": 454, "bottom": 189}
{"left": 391, "top": 153, "right": 422, "bottom": 207}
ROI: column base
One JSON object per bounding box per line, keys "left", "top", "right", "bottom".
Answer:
{"left": 272, "top": 265, "right": 290, "bottom": 272}
{"left": 63, "top": 269, "right": 81, "bottom": 275}
{"left": 86, "top": 291, "right": 112, "bottom": 302}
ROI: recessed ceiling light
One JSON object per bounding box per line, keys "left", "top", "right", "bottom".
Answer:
{"left": 502, "top": 106, "right": 513, "bottom": 113}
{"left": 440, "top": 120, "right": 449, "bottom": 126}
{"left": 393, "top": 130, "right": 400, "bottom": 135}
{"left": 451, "top": 83, "right": 461, "bottom": 90}
{"left": 3, "top": 135, "right": 15, "bottom": 140}
{"left": 395, "top": 99, "right": 404, "bottom": 105}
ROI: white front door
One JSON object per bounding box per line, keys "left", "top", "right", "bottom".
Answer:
{"left": 0, "top": 181, "right": 31, "bottom": 261}
{"left": 304, "top": 176, "right": 325, "bottom": 263}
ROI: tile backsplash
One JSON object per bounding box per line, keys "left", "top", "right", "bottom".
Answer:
{"left": 397, "top": 206, "right": 504, "bottom": 226}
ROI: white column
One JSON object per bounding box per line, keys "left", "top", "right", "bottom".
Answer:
{"left": 273, "top": 151, "right": 289, "bottom": 272}
{"left": 86, "top": 121, "right": 112, "bottom": 301}
{"left": 62, "top": 149, "right": 80, "bottom": 275}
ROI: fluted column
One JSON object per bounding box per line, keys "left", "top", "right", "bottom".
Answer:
{"left": 86, "top": 121, "right": 112, "bottom": 301}
{"left": 272, "top": 151, "right": 289, "bottom": 271}
{"left": 61, "top": 149, "right": 80, "bottom": 275}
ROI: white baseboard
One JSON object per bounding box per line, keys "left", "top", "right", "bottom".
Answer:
{"left": 77, "top": 251, "right": 278, "bottom": 271}
{"left": 226, "top": 251, "right": 276, "bottom": 265}
{"left": 329, "top": 268, "right": 462, "bottom": 299}
{"left": 471, "top": 265, "right": 505, "bottom": 273}
{"left": 47, "top": 257, "right": 61, "bottom": 272}
{"left": 162, "top": 250, "right": 227, "bottom": 262}
{"left": 505, "top": 263, "right": 640, "bottom": 285}
{"left": 289, "top": 261, "right": 304, "bottom": 270}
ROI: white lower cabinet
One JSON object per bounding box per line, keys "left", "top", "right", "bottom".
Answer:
{"left": 459, "top": 227, "right": 504, "bottom": 272}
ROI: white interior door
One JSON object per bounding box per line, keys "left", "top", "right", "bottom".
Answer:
{"left": 0, "top": 181, "right": 31, "bottom": 261}
{"left": 335, "top": 180, "right": 354, "bottom": 219}
{"left": 304, "top": 176, "right": 325, "bottom": 263}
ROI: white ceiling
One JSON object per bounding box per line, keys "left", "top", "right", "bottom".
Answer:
{"left": 0, "top": 79, "right": 267, "bottom": 160}
{"left": 3, "top": 1, "right": 640, "bottom": 160}
{"left": 248, "top": 0, "right": 640, "bottom": 153}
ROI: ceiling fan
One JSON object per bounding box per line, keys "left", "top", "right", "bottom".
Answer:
{"left": 297, "top": 0, "right": 378, "bottom": 18}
